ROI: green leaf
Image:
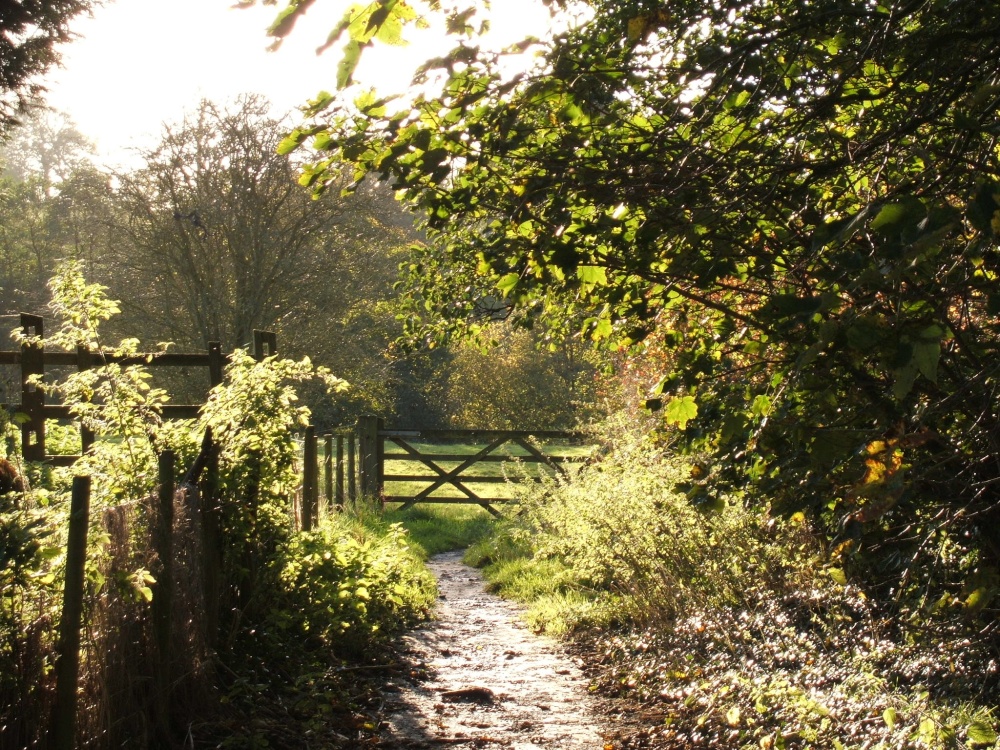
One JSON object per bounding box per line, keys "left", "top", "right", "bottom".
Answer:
{"left": 828, "top": 567, "right": 847, "bottom": 585}
{"left": 892, "top": 362, "right": 918, "bottom": 400}
{"left": 967, "top": 721, "right": 997, "bottom": 746}
{"left": 870, "top": 197, "right": 925, "bottom": 233}
{"left": 883, "top": 707, "right": 898, "bottom": 730}
{"left": 337, "top": 38, "right": 365, "bottom": 89}
{"left": 496, "top": 273, "right": 520, "bottom": 295}
{"left": 267, "top": 0, "right": 317, "bottom": 40}
{"left": 592, "top": 318, "right": 613, "bottom": 341}
{"left": 918, "top": 717, "right": 938, "bottom": 744}
{"left": 665, "top": 395, "right": 698, "bottom": 429}
{"left": 911, "top": 340, "right": 940, "bottom": 383}
{"left": 751, "top": 394, "right": 771, "bottom": 417}
{"left": 576, "top": 265, "right": 607, "bottom": 286}
{"left": 277, "top": 130, "right": 304, "bottom": 155}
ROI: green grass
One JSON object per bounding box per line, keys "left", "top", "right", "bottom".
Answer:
{"left": 383, "top": 502, "right": 498, "bottom": 558}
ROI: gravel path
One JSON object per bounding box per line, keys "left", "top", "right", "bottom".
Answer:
{"left": 379, "top": 551, "right": 612, "bottom": 749}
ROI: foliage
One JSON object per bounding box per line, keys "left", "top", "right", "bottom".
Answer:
{"left": 385, "top": 502, "right": 496, "bottom": 558}
{"left": 0, "top": 263, "right": 436, "bottom": 747}
{"left": 431, "top": 325, "right": 597, "bottom": 429}
{"left": 200, "top": 345, "right": 346, "bottom": 626}
{"left": 0, "top": 0, "right": 95, "bottom": 135}
{"left": 474, "top": 419, "right": 1000, "bottom": 748}
{"left": 270, "top": 517, "right": 435, "bottom": 654}
{"left": 261, "top": 0, "right": 1000, "bottom": 607}
{"left": 0, "top": 109, "right": 93, "bottom": 189}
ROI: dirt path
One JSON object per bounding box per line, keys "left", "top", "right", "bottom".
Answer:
{"left": 378, "top": 551, "right": 613, "bottom": 749}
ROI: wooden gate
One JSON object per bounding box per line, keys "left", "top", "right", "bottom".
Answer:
{"left": 355, "top": 416, "right": 588, "bottom": 515}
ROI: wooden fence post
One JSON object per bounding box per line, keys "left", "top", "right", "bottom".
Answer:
{"left": 207, "top": 341, "right": 224, "bottom": 387}
{"left": 324, "top": 434, "right": 333, "bottom": 512}
{"left": 51, "top": 475, "right": 90, "bottom": 750}
{"left": 153, "top": 450, "right": 175, "bottom": 723}
{"left": 302, "top": 427, "right": 318, "bottom": 531}
{"left": 335, "top": 434, "right": 345, "bottom": 509}
{"left": 347, "top": 432, "right": 356, "bottom": 504}
{"left": 357, "top": 415, "right": 383, "bottom": 502}
{"left": 19, "top": 314, "right": 44, "bottom": 462}
{"left": 252, "top": 330, "right": 277, "bottom": 361}
{"left": 194, "top": 428, "right": 221, "bottom": 646}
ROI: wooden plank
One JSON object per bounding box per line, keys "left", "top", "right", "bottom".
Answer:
{"left": 385, "top": 474, "right": 539, "bottom": 484}
{"left": 388, "top": 436, "right": 504, "bottom": 502}
{"left": 46, "top": 456, "right": 81, "bottom": 467}
{"left": 380, "top": 428, "right": 580, "bottom": 440}
{"left": 16, "top": 403, "right": 202, "bottom": 420}
{"left": 384, "top": 496, "right": 517, "bottom": 504}
{"left": 383, "top": 452, "right": 585, "bottom": 463}
{"left": 0, "top": 350, "right": 215, "bottom": 367}
{"left": 512, "top": 436, "right": 568, "bottom": 478}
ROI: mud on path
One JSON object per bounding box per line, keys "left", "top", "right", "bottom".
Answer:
{"left": 378, "top": 551, "right": 613, "bottom": 749}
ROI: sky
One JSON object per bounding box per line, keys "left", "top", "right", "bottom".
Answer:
{"left": 41, "top": 0, "right": 555, "bottom": 168}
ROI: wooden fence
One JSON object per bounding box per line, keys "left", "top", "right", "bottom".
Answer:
{"left": 1, "top": 313, "right": 582, "bottom": 743}
{"left": 1, "top": 312, "right": 582, "bottom": 520}
{"left": 0, "top": 313, "right": 275, "bottom": 464}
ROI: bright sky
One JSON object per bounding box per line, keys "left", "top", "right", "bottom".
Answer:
{"left": 42, "top": 0, "right": 555, "bottom": 168}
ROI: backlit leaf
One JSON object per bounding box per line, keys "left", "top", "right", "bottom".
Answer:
{"left": 665, "top": 395, "right": 698, "bottom": 429}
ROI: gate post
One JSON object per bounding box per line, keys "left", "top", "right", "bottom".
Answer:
{"left": 357, "top": 415, "right": 383, "bottom": 502}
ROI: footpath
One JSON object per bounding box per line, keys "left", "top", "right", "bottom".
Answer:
{"left": 379, "top": 550, "right": 616, "bottom": 749}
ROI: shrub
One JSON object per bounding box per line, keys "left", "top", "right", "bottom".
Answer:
{"left": 270, "top": 517, "right": 435, "bottom": 655}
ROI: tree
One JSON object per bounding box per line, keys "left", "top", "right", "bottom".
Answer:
{"left": 434, "top": 325, "right": 595, "bottom": 430}
{"left": 107, "top": 95, "right": 374, "bottom": 352}
{"left": 0, "top": 115, "right": 108, "bottom": 314}
{"left": 260, "top": 0, "right": 1000, "bottom": 592}
{"left": 98, "top": 95, "right": 429, "bottom": 424}
{"left": 0, "top": 0, "right": 96, "bottom": 135}
{"left": 0, "top": 109, "right": 93, "bottom": 190}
